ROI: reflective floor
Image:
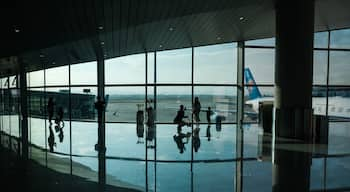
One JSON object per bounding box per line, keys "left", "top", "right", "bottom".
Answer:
{"left": 1, "top": 117, "right": 350, "bottom": 192}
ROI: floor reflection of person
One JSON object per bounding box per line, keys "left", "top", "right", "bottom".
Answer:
{"left": 173, "top": 128, "right": 191, "bottom": 154}
{"left": 58, "top": 127, "right": 64, "bottom": 143}
{"left": 48, "top": 123, "right": 56, "bottom": 152}
{"left": 193, "top": 126, "right": 201, "bottom": 152}
{"left": 206, "top": 125, "right": 211, "bottom": 141}
{"left": 146, "top": 106, "right": 155, "bottom": 148}
{"left": 136, "top": 105, "right": 144, "bottom": 144}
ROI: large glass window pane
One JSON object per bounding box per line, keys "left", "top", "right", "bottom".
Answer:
{"left": 27, "top": 70, "right": 44, "bottom": 87}
{"left": 194, "top": 43, "right": 237, "bottom": 84}
{"left": 105, "top": 87, "right": 145, "bottom": 123}
{"left": 105, "top": 54, "right": 145, "bottom": 85}
{"left": 45, "top": 65, "right": 69, "bottom": 86}
{"left": 313, "top": 51, "right": 328, "bottom": 85}
{"left": 71, "top": 87, "right": 97, "bottom": 121}
{"left": 46, "top": 88, "right": 70, "bottom": 154}
{"left": 329, "top": 51, "right": 350, "bottom": 85}
{"left": 330, "top": 28, "right": 350, "bottom": 49}
{"left": 312, "top": 86, "right": 327, "bottom": 116}
{"left": 157, "top": 124, "right": 191, "bottom": 160}
{"left": 9, "top": 88, "right": 20, "bottom": 138}
{"left": 9, "top": 75, "right": 17, "bottom": 88}
{"left": 106, "top": 160, "right": 145, "bottom": 191}
{"left": 156, "top": 163, "right": 191, "bottom": 192}
{"left": 70, "top": 61, "right": 97, "bottom": 85}
{"left": 157, "top": 86, "right": 191, "bottom": 123}
{"left": 72, "top": 156, "right": 98, "bottom": 183}
{"left": 310, "top": 158, "right": 325, "bottom": 191}
{"left": 106, "top": 123, "right": 145, "bottom": 159}
{"left": 193, "top": 124, "right": 236, "bottom": 160}
{"left": 245, "top": 37, "right": 275, "bottom": 46}
{"left": 328, "top": 88, "right": 350, "bottom": 120}
{"left": 314, "top": 31, "right": 329, "bottom": 48}
{"left": 193, "top": 162, "right": 235, "bottom": 192}
{"left": 243, "top": 160, "right": 272, "bottom": 192}
{"left": 157, "top": 48, "right": 191, "bottom": 83}
{"left": 147, "top": 52, "right": 155, "bottom": 84}
{"left": 328, "top": 122, "right": 350, "bottom": 155}
{"left": 326, "top": 156, "right": 350, "bottom": 190}
{"left": 245, "top": 48, "right": 275, "bottom": 84}
{"left": 71, "top": 121, "right": 97, "bottom": 156}
{"left": 194, "top": 86, "right": 236, "bottom": 123}
{"left": 244, "top": 86, "right": 274, "bottom": 123}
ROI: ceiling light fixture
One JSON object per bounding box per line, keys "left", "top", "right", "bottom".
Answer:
{"left": 14, "top": 28, "right": 20, "bottom": 33}
{"left": 101, "top": 41, "right": 105, "bottom": 45}
{"left": 239, "top": 16, "right": 245, "bottom": 21}
{"left": 39, "top": 54, "right": 45, "bottom": 58}
{"left": 159, "top": 44, "right": 163, "bottom": 48}
{"left": 169, "top": 27, "right": 174, "bottom": 31}
{"left": 98, "top": 26, "right": 104, "bottom": 30}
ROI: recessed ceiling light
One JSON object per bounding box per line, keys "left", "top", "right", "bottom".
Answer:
{"left": 169, "top": 27, "right": 174, "bottom": 31}
{"left": 101, "top": 41, "right": 105, "bottom": 45}
{"left": 14, "top": 28, "right": 20, "bottom": 33}
{"left": 98, "top": 26, "right": 104, "bottom": 30}
{"left": 239, "top": 16, "right": 245, "bottom": 21}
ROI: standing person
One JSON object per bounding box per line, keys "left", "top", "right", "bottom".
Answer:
{"left": 47, "top": 97, "right": 54, "bottom": 124}
{"left": 192, "top": 97, "right": 201, "bottom": 123}
{"left": 173, "top": 105, "right": 190, "bottom": 127}
{"left": 206, "top": 107, "right": 213, "bottom": 124}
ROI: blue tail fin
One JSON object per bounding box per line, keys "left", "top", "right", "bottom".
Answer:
{"left": 244, "top": 68, "right": 262, "bottom": 100}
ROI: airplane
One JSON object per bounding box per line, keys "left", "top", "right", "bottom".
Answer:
{"left": 244, "top": 68, "right": 350, "bottom": 121}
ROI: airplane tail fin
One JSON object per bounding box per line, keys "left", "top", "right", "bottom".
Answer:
{"left": 244, "top": 68, "right": 262, "bottom": 100}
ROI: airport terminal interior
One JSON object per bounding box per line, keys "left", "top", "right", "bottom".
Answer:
{"left": 1, "top": 0, "right": 350, "bottom": 191}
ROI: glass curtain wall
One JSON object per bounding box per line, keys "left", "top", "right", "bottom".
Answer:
{"left": 1, "top": 28, "right": 350, "bottom": 192}
{"left": 27, "top": 60, "right": 98, "bottom": 182}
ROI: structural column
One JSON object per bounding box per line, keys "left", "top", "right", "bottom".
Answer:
{"left": 93, "top": 38, "right": 106, "bottom": 191}
{"left": 236, "top": 41, "right": 244, "bottom": 192}
{"left": 273, "top": 0, "right": 314, "bottom": 191}
{"left": 19, "top": 58, "right": 28, "bottom": 162}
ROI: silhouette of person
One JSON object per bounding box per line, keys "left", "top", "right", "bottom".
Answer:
{"left": 206, "top": 107, "right": 213, "bottom": 124}
{"left": 48, "top": 123, "right": 56, "bottom": 152}
{"left": 146, "top": 106, "right": 155, "bottom": 148}
{"left": 192, "top": 97, "right": 201, "bottom": 123}
{"left": 206, "top": 125, "right": 211, "bottom": 141}
{"left": 216, "top": 116, "right": 222, "bottom": 132}
{"left": 173, "top": 105, "right": 190, "bottom": 127}
{"left": 173, "top": 128, "right": 191, "bottom": 154}
{"left": 193, "top": 127, "right": 201, "bottom": 152}
{"left": 58, "top": 127, "right": 64, "bottom": 143}
{"left": 136, "top": 106, "right": 144, "bottom": 144}
{"left": 55, "top": 107, "right": 64, "bottom": 132}
{"left": 47, "top": 97, "right": 54, "bottom": 123}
